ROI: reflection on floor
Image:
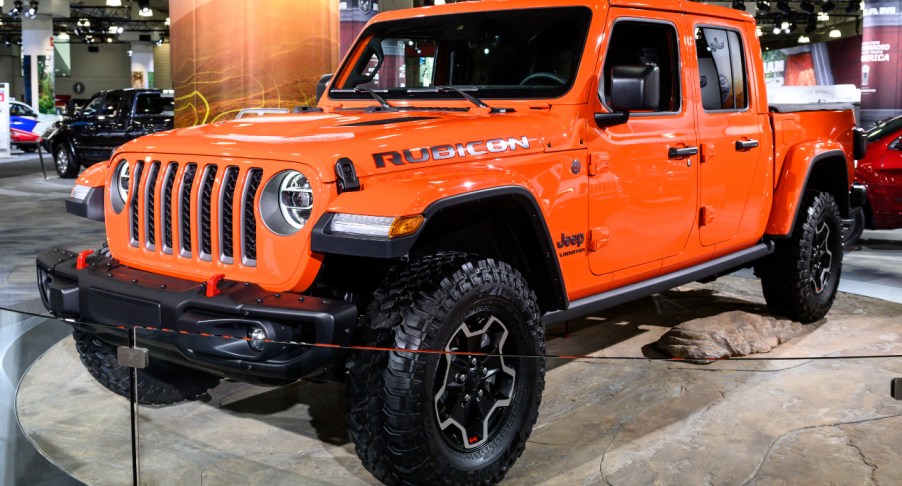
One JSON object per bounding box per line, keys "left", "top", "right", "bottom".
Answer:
{"left": 16, "top": 277, "right": 902, "bottom": 485}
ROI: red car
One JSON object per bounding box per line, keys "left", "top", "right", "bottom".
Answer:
{"left": 855, "top": 116, "right": 902, "bottom": 234}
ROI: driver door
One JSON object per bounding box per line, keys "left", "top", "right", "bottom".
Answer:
{"left": 586, "top": 12, "right": 699, "bottom": 282}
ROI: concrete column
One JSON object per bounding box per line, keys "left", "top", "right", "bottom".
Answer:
{"left": 130, "top": 42, "right": 155, "bottom": 88}
{"left": 20, "top": 15, "right": 53, "bottom": 113}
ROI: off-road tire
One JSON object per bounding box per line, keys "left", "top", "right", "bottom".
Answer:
{"left": 757, "top": 191, "right": 843, "bottom": 323}
{"left": 73, "top": 330, "right": 221, "bottom": 405}
{"left": 347, "top": 252, "right": 545, "bottom": 485}
{"left": 53, "top": 142, "right": 79, "bottom": 179}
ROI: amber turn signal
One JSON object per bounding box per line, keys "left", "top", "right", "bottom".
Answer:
{"left": 389, "top": 215, "right": 425, "bottom": 238}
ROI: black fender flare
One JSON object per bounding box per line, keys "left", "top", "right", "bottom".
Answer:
{"left": 311, "top": 186, "right": 568, "bottom": 311}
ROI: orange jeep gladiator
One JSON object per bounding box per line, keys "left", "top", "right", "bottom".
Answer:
{"left": 37, "top": 1, "right": 866, "bottom": 484}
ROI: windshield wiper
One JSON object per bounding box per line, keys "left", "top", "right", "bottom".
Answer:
{"left": 353, "top": 87, "right": 396, "bottom": 111}
{"left": 434, "top": 86, "right": 490, "bottom": 109}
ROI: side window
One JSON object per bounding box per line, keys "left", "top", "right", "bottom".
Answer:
{"left": 102, "top": 93, "right": 124, "bottom": 117}
{"left": 135, "top": 93, "right": 164, "bottom": 115}
{"left": 602, "top": 20, "right": 680, "bottom": 113}
{"left": 81, "top": 96, "right": 105, "bottom": 117}
{"left": 9, "top": 104, "right": 22, "bottom": 116}
{"left": 696, "top": 27, "right": 748, "bottom": 111}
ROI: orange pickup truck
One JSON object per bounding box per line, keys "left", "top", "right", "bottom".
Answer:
{"left": 38, "top": 1, "right": 866, "bottom": 483}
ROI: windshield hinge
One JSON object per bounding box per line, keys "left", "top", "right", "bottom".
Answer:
{"left": 335, "top": 158, "right": 361, "bottom": 194}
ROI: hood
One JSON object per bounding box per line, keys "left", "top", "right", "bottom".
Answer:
{"left": 118, "top": 110, "right": 550, "bottom": 183}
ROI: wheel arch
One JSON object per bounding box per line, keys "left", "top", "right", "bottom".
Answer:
{"left": 412, "top": 187, "right": 567, "bottom": 313}
{"left": 310, "top": 186, "right": 568, "bottom": 313}
{"left": 767, "top": 148, "right": 851, "bottom": 238}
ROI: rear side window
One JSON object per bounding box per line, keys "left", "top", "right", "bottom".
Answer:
{"left": 696, "top": 27, "right": 748, "bottom": 111}
{"left": 135, "top": 93, "right": 165, "bottom": 115}
{"left": 602, "top": 20, "right": 681, "bottom": 113}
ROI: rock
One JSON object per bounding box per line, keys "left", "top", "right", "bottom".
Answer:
{"left": 653, "top": 311, "right": 804, "bottom": 360}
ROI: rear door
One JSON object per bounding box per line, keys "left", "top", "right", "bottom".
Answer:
{"left": 587, "top": 10, "right": 699, "bottom": 279}
{"left": 690, "top": 21, "right": 768, "bottom": 246}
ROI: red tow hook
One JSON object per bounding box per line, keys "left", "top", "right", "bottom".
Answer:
{"left": 76, "top": 249, "right": 95, "bottom": 270}
{"left": 205, "top": 274, "right": 226, "bottom": 298}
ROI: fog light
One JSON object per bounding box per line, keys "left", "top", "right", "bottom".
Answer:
{"left": 248, "top": 326, "right": 266, "bottom": 352}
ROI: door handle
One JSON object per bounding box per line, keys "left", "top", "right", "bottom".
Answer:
{"left": 668, "top": 146, "right": 699, "bottom": 159}
{"left": 735, "top": 139, "right": 759, "bottom": 151}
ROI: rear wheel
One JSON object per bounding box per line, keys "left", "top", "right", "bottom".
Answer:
{"left": 841, "top": 206, "right": 865, "bottom": 251}
{"left": 347, "top": 253, "right": 545, "bottom": 485}
{"left": 53, "top": 143, "right": 79, "bottom": 178}
{"left": 757, "top": 191, "right": 843, "bottom": 323}
{"left": 73, "top": 330, "right": 221, "bottom": 405}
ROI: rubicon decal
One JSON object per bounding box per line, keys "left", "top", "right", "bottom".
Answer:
{"left": 373, "top": 136, "right": 531, "bottom": 168}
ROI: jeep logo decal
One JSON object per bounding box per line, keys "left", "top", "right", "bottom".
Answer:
{"left": 373, "top": 136, "right": 530, "bottom": 168}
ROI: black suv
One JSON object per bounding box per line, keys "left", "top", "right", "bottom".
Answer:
{"left": 43, "top": 88, "right": 174, "bottom": 178}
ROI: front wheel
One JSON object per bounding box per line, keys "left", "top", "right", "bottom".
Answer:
{"left": 53, "top": 143, "right": 79, "bottom": 178}
{"left": 757, "top": 191, "right": 843, "bottom": 323}
{"left": 347, "top": 253, "right": 545, "bottom": 485}
{"left": 73, "top": 330, "right": 221, "bottom": 405}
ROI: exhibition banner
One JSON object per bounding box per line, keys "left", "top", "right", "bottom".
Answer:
{"left": 861, "top": 0, "right": 902, "bottom": 124}
{"left": 170, "top": 0, "right": 340, "bottom": 127}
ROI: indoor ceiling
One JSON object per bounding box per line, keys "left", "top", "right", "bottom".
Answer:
{"left": 702, "top": 1, "right": 863, "bottom": 49}
{"left": 0, "top": 0, "right": 169, "bottom": 44}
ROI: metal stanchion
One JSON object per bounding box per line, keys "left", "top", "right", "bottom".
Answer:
{"left": 118, "top": 327, "right": 148, "bottom": 486}
{"left": 36, "top": 142, "right": 48, "bottom": 180}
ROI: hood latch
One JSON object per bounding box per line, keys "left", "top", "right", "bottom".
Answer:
{"left": 335, "top": 158, "right": 361, "bottom": 194}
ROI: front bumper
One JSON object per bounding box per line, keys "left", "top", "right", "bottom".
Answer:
{"left": 36, "top": 248, "right": 358, "bottom": 383}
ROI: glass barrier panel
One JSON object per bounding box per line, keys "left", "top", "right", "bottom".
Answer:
{"left": 6, "top": 309, "right": 134, "bottom": 484}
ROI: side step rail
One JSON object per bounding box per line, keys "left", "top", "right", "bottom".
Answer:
{"left": 543, "top": 242, "right": 775, "bottom": 326}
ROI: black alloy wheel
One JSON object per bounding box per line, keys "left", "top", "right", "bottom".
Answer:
{"left": 433, "top": 313, "right": 518, "bottom": 450}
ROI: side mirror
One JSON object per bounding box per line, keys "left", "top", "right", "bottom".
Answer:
{"left": 315, "top": 73, "right": 333, "bottom": 104}
{"left": 594, "top": 65, "right": 660, "bottom": 129}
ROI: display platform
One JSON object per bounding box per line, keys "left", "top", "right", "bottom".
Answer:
{"left": 16, "top": 277, "right": 902, "bottom": 485}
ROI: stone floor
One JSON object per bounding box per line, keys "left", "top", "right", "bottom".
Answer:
{"left": 15, "top": 277, "right": 902, "bottom": 485}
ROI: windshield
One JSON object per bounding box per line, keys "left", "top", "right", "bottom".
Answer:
{"left": 331, "top": 7, "right": 592, "bottom": 101}
{"left": 867, "top": 115, "right": 902, "bottom": 142}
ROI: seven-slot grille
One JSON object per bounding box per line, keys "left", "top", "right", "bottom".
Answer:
{"left": 126, "top": 161, "right": 262, "bottom": 267}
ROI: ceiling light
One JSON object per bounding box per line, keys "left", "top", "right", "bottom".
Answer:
{"left": 798, "top": 35, "right": 811, "bottom": 43}
{"left": 773, "top": 26, "right": 782, "bottom": 34}
{"left": 829, "top": 29, "right": 842, "bottom": 38}
{"left": 105, "top": 0, "right": 122, "bottom": 6}
{"left": 732, "top": 1, "right": 746, "bottom": 11}
{"left": 756, "top": 1, "right": 771, "bottom": 11}
{"left": 756, "top": 26, "right": 763, "bottom": 36}
{"left": 164, "top": 17, "right": 170, "bottom": 26}
{"left": 781, "top": 21, "right": 791, "bottom": 30}
{"left": 817, "top": 11, "right": 830, "bottom": 21}
{"left": 139, "top": 7, "right": 152, "bottom": 17}
{"left": 57, "top": 32, "right": 69, "bottom": 40}
{"left": 24, "top": 0, "right": 36, "bottom": 18}
{"left": 108, "top": 25, "right": 123, "bottom": 34}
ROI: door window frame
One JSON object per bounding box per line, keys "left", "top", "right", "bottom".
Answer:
{"left": 693, "top": 23, "right": 751, "bottom": 114}
{"left": 598, "top": 16, "right": 683, "bottom": 118}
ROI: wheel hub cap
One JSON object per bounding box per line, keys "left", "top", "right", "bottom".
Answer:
{"left": 434, "top": 315, "right": 516, "bottom": 450}
{"left": 810, "top": 222, "right": 833, "bottom": 294}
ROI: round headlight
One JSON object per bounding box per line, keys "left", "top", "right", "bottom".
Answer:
{"left": 260, "top": 170, "right": 314, "bottom": 235}
{"left": 116, "top": 162, "right": 130, "bottom": 203}
{"left": 110, "top": 160, "right": 130, "bottom": 213}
